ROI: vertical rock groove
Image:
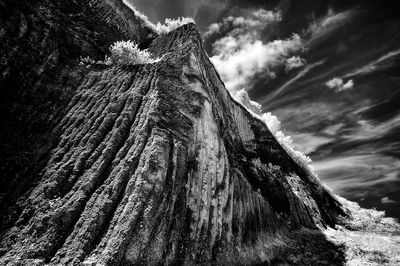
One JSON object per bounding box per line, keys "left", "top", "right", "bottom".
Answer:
{"left": 0, "top": 1, "right": 346, "bottom": 265}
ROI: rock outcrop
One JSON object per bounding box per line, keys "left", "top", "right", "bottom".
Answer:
{"left": 0, "top": 0, "right": 156, "bottom": 230}
{"left": 0, "top": 0, "right": 346, "bottom": 265}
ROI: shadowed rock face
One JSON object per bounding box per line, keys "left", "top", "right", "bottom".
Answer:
{"left": 0, "top": 0, "right": 156, "bottom": 231}
{"left": 0, "top": 0, "right": 345, "bottom": 265}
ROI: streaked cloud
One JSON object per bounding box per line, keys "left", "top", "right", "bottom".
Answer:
{"left": 344, "top": 114, "right": 400, "bottom": 142}
{"left": 288, "top": 132, "right": 333, "bottom": 155}
{"left": 263, "top": 59, "right": 325, "bottom": 102}
{"left": 345, "top": 48, "right": 400, "bottom": 77}
{"left": 305, "top": 8, "right": 356, "bottom": 43}
{"left": 313, "top": 154, "right": 400, "bottom": 198}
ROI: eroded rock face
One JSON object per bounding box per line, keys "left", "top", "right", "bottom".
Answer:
{"left": 0, "top": 1, "right": 345, "bottom": 265}
{"left": 0, "top": 0, "right": 156, "bottom": 231}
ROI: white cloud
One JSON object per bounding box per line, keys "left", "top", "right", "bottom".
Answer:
{"left": 285, "top": 56, "right": 306, "bottom": 72}
{"left": 205, "top": 9, "right": 281, "bottom": 37}
{"left": 211, "top": 33, "right": 303, "bottom": 91}
{"left": 206, "top": 22, "right": 222, "bottom": 35}
{"left": 325, "top": 77, "right": 354, "bottom": 92}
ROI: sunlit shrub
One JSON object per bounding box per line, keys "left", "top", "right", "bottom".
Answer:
{"left": 337, "top": 196, "right": 400, "bottom": 233}
{"left": 232, "top": 89, "right": 316, "bottom": 181}
{"left": 155, "top": 17, "right": 195, "bottom": 34}
{"left": 79, "top": 40, "right": 158, "bottom": 67}
{"left": 109, "top": 40, "right": 157, "bottom": 65}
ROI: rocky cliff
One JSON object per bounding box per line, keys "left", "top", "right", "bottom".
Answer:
{"left": 0, "top": 0, "right": 357, "bottom": 265}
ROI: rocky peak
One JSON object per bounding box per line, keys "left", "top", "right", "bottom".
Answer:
{"left": 0, "top": 1, "right": 351, "bottom": 265}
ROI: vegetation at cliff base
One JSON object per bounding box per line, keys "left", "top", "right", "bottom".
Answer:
{"left": 325, "top": 197, "right": 400, "bottom": 265}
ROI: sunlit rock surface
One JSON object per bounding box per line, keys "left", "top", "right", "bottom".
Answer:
{"left": 0, "top": 0, "right": 352, "bottom": 265}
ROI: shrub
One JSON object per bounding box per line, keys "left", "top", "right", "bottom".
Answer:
{"left": 109, "top": 40, "right": 158, "bottom": 65}
{"left": 155, "top": 17, "right": 195, "bottom": 34}
{"left": 232, "top": 89, "right": 317, "bottom": 181}
{"left": 337, "top": 196, "right": 400, "bottom": 233}
{"left": 325, "top": 197, "right": 400, "bottom": 266}
{"left": 79, "top": 56, "right": 96, "bottom": 65}
{"left": 79, "top": 40, "right": 158, "bottom": 67}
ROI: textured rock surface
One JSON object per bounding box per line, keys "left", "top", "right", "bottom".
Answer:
{"left": 1, "top": 1, "right": 346, "bottom": 265}
{"left": 0, "top": 0, "right": 156, "bottom": 230}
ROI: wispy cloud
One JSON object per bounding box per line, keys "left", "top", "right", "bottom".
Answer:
{"left": 305, "top": 8, "right": 356, "bottom": 43}
{"left": 343, "top": 114, "right": 400, "bottom": 142}
{"left": 381, "top": 196, "right": 397, "bottom": 204}
{"left": 313, "top": 154, "right": 400, "bottom": 198}
{"left": 263, "top": 59, "right": 325, "bottom": 103}
{"left": 345, "top": 48, "right": 400, "bottom": 77}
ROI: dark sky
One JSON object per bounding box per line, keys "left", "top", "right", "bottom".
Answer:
{"left": 129, "top": 0, "right": 399, "bottom": 32}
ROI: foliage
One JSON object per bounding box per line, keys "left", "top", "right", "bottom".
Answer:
{"left": 109, "top": 40, "right": 157, "bottom": 65}
{"left": 232, "top": 89, "right": 317, "bottom": 182}
{"left": 321, "top": 196, "right": 400, "bottom": 265}
{"left": 79, "top": 40, "right": 158, "bottom": 67}
{"left": 155, "top": 17, "right": 195, "bottom": 34}
{"left": 337, "top": 196, "right": 400, "bottom": 233}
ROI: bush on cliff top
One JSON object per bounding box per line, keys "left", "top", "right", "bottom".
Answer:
{"left": 155, "top": 17, "right": 195, "bottom": 34}
{"left": 79, "top": 40, "right": 158, "bottom": 66}
{"left": 109, "top": 40, "right": 158, "bottom": 65}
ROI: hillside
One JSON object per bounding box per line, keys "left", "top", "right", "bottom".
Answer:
{"left": 0, "top": 0, "right": 399, "bottom": 265}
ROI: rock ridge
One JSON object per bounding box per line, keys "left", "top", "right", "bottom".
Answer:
{"left": 1, "top": 1, "right": 345, "bottom": 265}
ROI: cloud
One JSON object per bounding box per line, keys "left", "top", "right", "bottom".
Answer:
{"left": 325, "top": 77, "right": 354, "bottom": 91}
{"left": 313, "top": 154, "right": 400, "bottom": 198}
{"left": 263, "top": 59, "right": 325, "bottom": 103}
{"left": 211, "top": 34, "right": 303, "bottom": 91}
{"left": 205, "top": 9, "right": 282, "bottom": 37}
{"left": 345, "top": 48, "right": 400, "bottom": 77}
{"left": 305, "top": 8, "right": 356, "bottom": 42}
{"left": 205, "top": 8, "right": 306, "bottom": 92}
{"left": 285, "top": 56, "right": 306, "bottom": 72}
{"left": 209, "top": 8, "right": 303, "bottom": 92}
{"left": 343, "top": 114, "right": 400, "bottom": 142}
{"left": 288, "top": 132, "right": 333, "bottom": 155}
{"left": 381, "top": 196, "right": 396, "bottom": 204}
